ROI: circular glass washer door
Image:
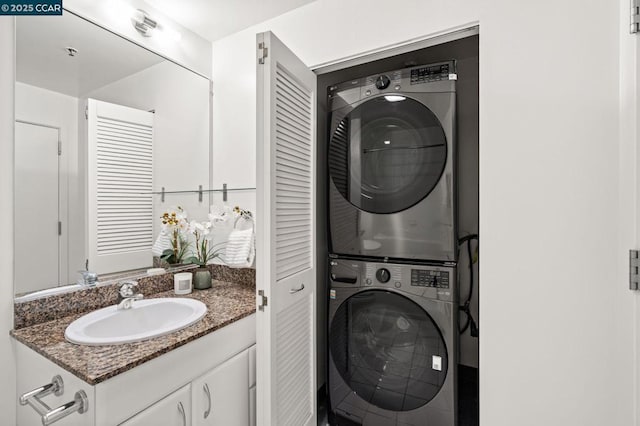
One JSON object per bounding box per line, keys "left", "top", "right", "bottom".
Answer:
{"left": 330, "top": 290, "right": 448, "bottom": 411}
{"left": 328, "top": 95, "right": 447, "bottom": 214}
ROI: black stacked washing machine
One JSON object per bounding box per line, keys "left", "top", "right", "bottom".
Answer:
{"left": 327, "top": 61, "right": 458, "bottom": 426}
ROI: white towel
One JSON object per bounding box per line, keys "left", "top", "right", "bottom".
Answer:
{"left": 225, "top": 227, "right": 255, "bottom": 268}
{"left": 152, "top": 231, "right": 173, "bottom": 257}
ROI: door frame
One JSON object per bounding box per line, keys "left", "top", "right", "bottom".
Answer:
{"left": 311, "top": 23, "right": 480, "bottom": 398}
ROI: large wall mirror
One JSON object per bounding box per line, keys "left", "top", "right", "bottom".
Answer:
{"left": 14, "top": 11, "right": 212, "bottom": 296}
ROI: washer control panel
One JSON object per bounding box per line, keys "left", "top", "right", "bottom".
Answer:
{"left": 411, "top": 269, "right": 450, "bottom": 288}
{"left": 340, "top": 259, "right": 456, "bottom": 302}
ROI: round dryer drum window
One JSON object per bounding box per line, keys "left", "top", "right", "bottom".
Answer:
{"left": 330, "top": 290, "right": 448, "bottom": 411}
{"left": 328, "top": 96, "right": 447, "bottom": 214}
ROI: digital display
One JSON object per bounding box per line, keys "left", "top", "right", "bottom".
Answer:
{"left": 411, "top": 269, "right": 450, "bottom": 288}
{"left": 410, "top": 64, "right": 451, "bottom": 84}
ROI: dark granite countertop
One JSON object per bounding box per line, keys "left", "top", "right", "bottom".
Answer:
{"left": 10, "top": 280, "right": 256, "bottom": 385}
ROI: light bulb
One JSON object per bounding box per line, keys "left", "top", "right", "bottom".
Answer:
{"left": 384, "top": 95, "right": 406, "bottom": 102}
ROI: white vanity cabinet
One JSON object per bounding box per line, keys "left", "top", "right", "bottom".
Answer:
{"left": 16, "top": 314, "right": 256, "bottom": 426}
{"left": 192, "top": 349, "right": 249, "bottom": 425}
{"left": 120, "top": 385, "right": 191, "bottom": 426}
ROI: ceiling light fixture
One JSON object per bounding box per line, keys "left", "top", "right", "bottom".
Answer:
{"left": 131, "top": 9, "right": 157, "bottom": 37}
{"left": 130, "top": 8, "right": 182, "bottom": 41}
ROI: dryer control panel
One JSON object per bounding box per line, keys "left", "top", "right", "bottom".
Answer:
{"left": 410, "top": 63, "right": 454, "bottom": 84}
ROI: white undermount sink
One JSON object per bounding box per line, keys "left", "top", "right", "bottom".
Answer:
{"left": 65, "top": 298, "right": 207, "bottom": 346}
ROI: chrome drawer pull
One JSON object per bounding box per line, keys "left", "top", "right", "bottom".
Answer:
{"left": 203, "top": 383, "right": 212, "bottom": 418}
{"left": 289, "top": 283, "right": 305, "bottom": 294}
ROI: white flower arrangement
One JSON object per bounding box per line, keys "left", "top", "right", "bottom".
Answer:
{"left": 159, "top": 206, "right": 190, "bottom": 264}
{"left": 184, "top": 209, "right": 230, "bottom": 267}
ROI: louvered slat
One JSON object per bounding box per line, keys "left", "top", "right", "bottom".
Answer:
{"left": 95, "top": 115, "right": 153, "bottom": 256}
{"left": 276, "top": 294, "right": 313, "bottom": 426}
{"left": 275, "top": 65, "right": 312, "bottom": 282}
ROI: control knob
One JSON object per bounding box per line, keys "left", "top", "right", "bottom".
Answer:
{"left": 376, "top": 268, "right": 391, "bottom": 283}
{"left": 375, "top": 75, "right": 391, "bottom": 90}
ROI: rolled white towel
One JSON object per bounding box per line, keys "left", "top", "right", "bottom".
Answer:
{"left": 225, "top": 227, "right": 255, "bottom": 268}
{"left": 152, "top": 231, "right": 173, "bottom": 257}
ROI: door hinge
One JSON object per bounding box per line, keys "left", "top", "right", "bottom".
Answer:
{"left": 632, "top": 0, "right": 640, "bottom": 33}
{"left": 58, "top": 140, "right": 62, "bottom": 156}
{"left": 85, "top": 105, "right": 88, "bottom": 119}
{"left": 630, "top": 250, "right": 639, "bottom": 290}
{"left": 258, "top": 42, "right": 268, "bottom": 65}
{"left": 258, "top": 289, "right": 268, "bottom": 311}
{"left": 58, "top": 221, "right": 62, "bottom": 236}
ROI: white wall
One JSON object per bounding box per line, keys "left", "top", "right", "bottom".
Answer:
{"left": 211, "top": 29, "right": 258, "bottom": 216}
{"left": 14, "top": 83, "right": 82, "bottom": 288}
{"left": 0, "top": 17, "right": 17, "bottom": 426}
{"left": 212, "top": 1, "right": 633, "bottom": 424}
{"left": 479, "top": 2, "right": 625, "bottom": 424}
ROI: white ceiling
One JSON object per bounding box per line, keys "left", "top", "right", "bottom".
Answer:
{"left": 17, "top": 14, "right": 164, "bottom": 98}
{"left": 145, "top": 0, "right": 316, "bottom": 42}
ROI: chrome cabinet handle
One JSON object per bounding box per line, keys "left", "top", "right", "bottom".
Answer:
{"left": 203, "top": 383, "right": 212, "bottom": 419}
{"left": 289, "top": 283, "right": 305, "bottom": 294}
{"left": 177, "top": 401, "right": 186, "bottom": 426}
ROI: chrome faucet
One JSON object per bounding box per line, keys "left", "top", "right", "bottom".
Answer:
{"left": 117, "top": 281, "right": 143, "bottom": 310}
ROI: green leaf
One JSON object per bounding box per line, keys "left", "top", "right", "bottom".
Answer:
{"left": 184, "top": 256, "right": 202, "bottom": 266}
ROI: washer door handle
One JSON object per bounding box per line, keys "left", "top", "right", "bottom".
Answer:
{"left": 289, "top": 284, "right": 305, "bottom": 294}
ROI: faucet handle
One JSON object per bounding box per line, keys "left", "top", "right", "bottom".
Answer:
{"left": 118, "top": 281, "right": 139, "bottom": 298}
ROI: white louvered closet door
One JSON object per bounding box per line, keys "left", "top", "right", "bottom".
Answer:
{"left": 87, "top": 99, "right": 154, "bottom": 274}
{"left": 256, "top": 31, "right": 317, "bottom": 426}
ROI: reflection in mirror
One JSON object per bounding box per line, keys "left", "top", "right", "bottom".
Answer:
{"left": 14, "top": 11, "right": 211, "bottom": 296}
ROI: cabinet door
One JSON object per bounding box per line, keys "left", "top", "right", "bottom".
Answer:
{"left": 120, "top": 385, "right": 191, "bottom": 426}
{"left": 192, "top": 350, "right": 249, "bottom": 426}
{"left": 256, "top": 30, "right": 317, "bottom": 426}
